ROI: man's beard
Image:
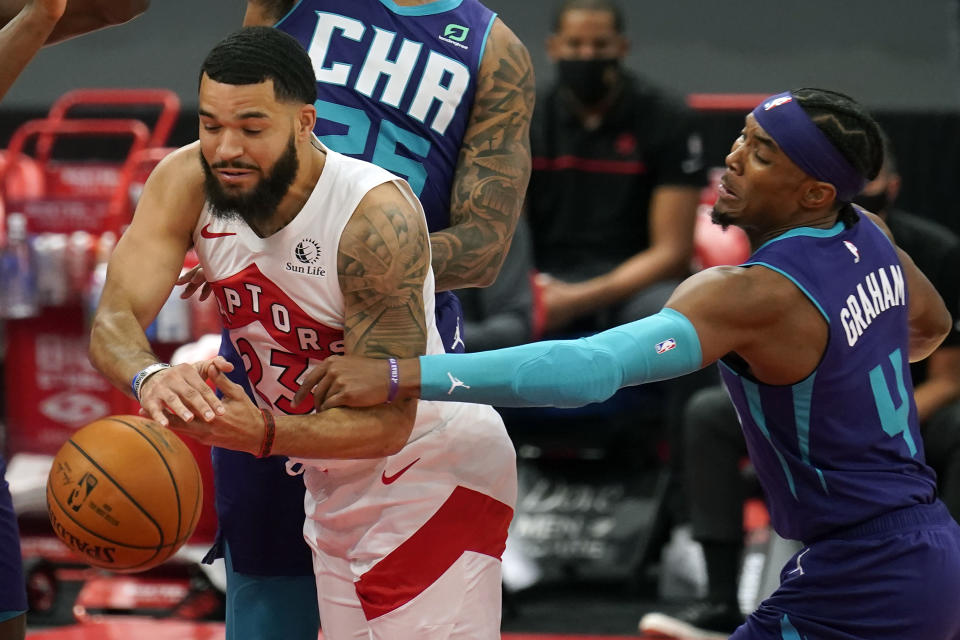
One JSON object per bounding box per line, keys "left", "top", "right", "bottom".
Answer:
{"left": 200, "top": 136, "right": 299, "bottom": 229}
{"left": 710, "top": 207, "right": 733, "bottom": 231}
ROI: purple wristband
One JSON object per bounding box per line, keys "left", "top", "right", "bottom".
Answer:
{"left": 386, "top": 358, "right": 400, "bottom": 403}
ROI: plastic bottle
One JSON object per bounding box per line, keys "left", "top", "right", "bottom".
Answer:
{"left": 0, "top": 213, "right": 39, "bottom": 318}
{"left": 33, "top": 233, "right": 69, "bottom": 307}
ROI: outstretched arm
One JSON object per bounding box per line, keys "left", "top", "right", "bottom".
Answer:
{"left": 297, "top": 265, "right": 815, "bottom": 409}
{"left": 429, "top": 18, "right": 534, "bottom": 290}
{"left": 0, "top": 0, "right": 147, "bottom": 45}
{"left": 298, "top": 306, "right": 704, "bottom": 410}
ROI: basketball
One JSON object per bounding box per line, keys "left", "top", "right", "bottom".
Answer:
{"left": 45, "top": 415, "right": 203, "bottom": 573}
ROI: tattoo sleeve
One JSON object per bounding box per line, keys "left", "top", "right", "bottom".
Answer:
{"left": 338, "top": 188, "right": 430, "bottom": 359}
{"left": 431, "top": 20, "right": 535, "bottom": 291}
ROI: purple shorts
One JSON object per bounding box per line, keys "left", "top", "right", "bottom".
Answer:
{"left": 733, "top": 501, "right": 960, "bottom": 640}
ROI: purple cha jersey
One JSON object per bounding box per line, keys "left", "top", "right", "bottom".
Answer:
{"left": 718, "top": 209, "right": 937, "bottom": 543}
{"left": 274, "top": 0, "right": 496, "bottom": 234}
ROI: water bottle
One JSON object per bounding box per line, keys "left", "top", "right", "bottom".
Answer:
{"left": 66, "top": 230, "right": 95, "bottom": 302}
{"left": 0, "top": 213, "right": 39, "bottom": 318}
{"left": 33, "top": 232, "right": 69, "bottom": 307}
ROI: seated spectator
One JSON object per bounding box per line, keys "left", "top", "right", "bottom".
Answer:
{"left": 528, "top": 0, "right": 706, "bottom": 335}
{"left": 639, "top": 135, "right": 960, "bottom": 640}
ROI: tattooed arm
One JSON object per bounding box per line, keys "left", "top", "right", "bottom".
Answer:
{"left": 169, "top": 181, "right": 430, "bottom": 459}
{"left": 431, "top": 18, "right": 534, "bottom": 291}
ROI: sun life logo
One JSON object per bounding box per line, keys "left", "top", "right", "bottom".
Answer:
{"left": 294, "top": 238, "right": 321, "bottom": 265}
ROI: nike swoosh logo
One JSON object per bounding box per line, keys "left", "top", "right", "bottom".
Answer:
{"left": 381, "top": 457, "right": 420, "bottom": 485}
{"left": 200, "top": 223, "right": 237, "bottom": 239}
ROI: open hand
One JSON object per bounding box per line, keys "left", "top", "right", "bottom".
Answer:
{"left": 138, "top": 356, "right": 233, "bottom": 426}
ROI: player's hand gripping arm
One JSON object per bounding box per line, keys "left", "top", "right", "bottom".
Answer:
{"left": 0, "top": 0, "right": 147, "bottom": 45}
{"left": 429, "top": 18, "right": 534, "bottom": 291}
{"left": 88, "top": 144, "right": 230, "bottom": 427}
{"left": 170, "top": 182, "right": 429, "bottom": 459}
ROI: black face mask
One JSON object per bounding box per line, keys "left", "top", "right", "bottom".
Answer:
{"left": 556, "top": 58, "right": 620, "bottom": 106}
{"left": 852, "top": 191, "right": 891, "bottom": 215}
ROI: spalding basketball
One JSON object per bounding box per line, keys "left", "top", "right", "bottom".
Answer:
{"left": 46, "top": 415, "right": 202, "bottom": 572}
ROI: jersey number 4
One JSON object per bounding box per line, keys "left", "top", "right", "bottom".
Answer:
{"left": 868, "top": 347, "right": 918, "bottom": 456}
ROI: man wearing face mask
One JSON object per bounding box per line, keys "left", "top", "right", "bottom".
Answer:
{"left": 527, "top": 0, "right": 706, "bottom": 335}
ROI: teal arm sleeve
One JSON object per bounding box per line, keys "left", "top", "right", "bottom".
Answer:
{"left": 419, "top": 307, "right": 703, "bottom": 407}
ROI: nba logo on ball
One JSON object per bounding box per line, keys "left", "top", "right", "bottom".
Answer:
{"left": 656, "top": 338, "right": 677, "bottom": 354}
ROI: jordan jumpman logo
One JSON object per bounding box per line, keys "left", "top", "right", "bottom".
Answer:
{"left": 451, "top": 318, "right": 465, "bottom": 351}
{"left": 447, "top": 371, "right": 470, "bottom": 395}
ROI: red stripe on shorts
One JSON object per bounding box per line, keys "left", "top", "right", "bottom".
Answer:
{"left": 355, "top": 485, "right": 513, "bottom": 620}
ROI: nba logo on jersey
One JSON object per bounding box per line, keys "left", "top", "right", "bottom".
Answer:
{"left": 656, "top": 338, "right": 677, "bottom": 354}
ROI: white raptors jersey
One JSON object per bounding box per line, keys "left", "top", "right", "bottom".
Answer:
{"left": 194, "top": 142, "right": 448, "bottom": 452}
{"left": 195, "top": 142, "right": 516, "bottom": 563}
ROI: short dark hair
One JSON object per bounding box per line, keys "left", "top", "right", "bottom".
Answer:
{"left": 792, "top": 88, "right": 884, "bottom": 182}
{"left": 553, "top": 0, "right": 624, "bottom": 34}
{"left": 200, "top": 27, "right": 317, "bottom": 105}
{"left": 793, "top": 88, "right": 884, "bottom": 221}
